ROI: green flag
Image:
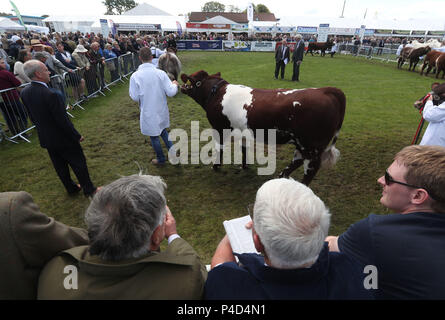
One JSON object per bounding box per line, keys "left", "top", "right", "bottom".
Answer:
{"left": 9, "top": 0, "right": 26, "bottom": 29}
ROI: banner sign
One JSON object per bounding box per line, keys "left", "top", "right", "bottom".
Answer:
{"left": 393, "top": 29, "right": 410, "bottom": 35}
{"left": 411, "top": 30, "right": 426, "bottom": 35}
{"left": 329, "top": 27, "right": 357, "bottom": 35}
{"left": 223, "top": 41, "right": 251, "bottom": 52}
{"left": 250, "top": 41, "right": 276, "bottom": 52}
{"left": 254, "top": 26, "right": 275, "bottom": 33}
{"left": 177, "top": 40, "right": 223, "bottom": 51}
{"left": 318, "top": 23, "right": 330, "bottom": 42}
{"left": 276, "top": 26, "right": 296, "bottom": 33}
{"left": 231, "top": 24, "right": 249, "bottom": 32}
{"left": 374, "top": 29, "right": 392, "bottom": 34}
{"left": 247, "top": 3, "right": 254, "bottom": 22}
{"left": 9, "top": 0, "right": 25, "bottom": 28}
{"left": 186, "top": 23, "right": 230, "bottom": 30}
{"left": 176, "top": 21, "right": 183, "bottom": 36}
{"left": 427, "top": 31, "right": 445, "bottom": 36}
{"left": 297, "top": 26, "right": 318, "bottom": 33}
{"left": 100, "top": 19, "right": 109, "bottom": 36}
{"left": 359, "top": 25, "right": 366, "bottom": 41}
{"left": 115, "top": 23, "right": 161, "bottom": 31}
{"left": 109, "top": 19, "right": 117, "bottom": 36}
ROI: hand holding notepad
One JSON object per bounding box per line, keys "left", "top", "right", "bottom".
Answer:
{"left": 223, "top": 215, "right": 259, "bottom": 255}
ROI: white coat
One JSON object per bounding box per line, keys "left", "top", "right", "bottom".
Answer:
{"left": 129, "top": 63, "right": 178, "bottom": 136}
{"left": 420, "top": 100, "right": 445, "bottom": 147}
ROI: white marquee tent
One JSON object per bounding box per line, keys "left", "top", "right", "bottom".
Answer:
{"left": 44, "top": 15, "right": 185, "bottom": 33}
{"left": 0, "top": 17, "right": 25, "bottom": 32}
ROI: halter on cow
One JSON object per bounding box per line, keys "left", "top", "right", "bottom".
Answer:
{"left": 180, "top": 70, "right": 346, "bottom": 185}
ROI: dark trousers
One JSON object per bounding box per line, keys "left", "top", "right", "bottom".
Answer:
{"left": 292, "top": 62, "right": 301, "bottom": 81}
{"left": 47, "top": 144, "right": 96, "bottom": 196}
{"left": 275, "top": 60, "right": 286, "bottom": 79}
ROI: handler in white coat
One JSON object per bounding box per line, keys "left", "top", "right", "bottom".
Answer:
{"left": 129, "top": 47, "right": 179, "bottom": 165}
{"left": 420, "top": 95, "right": 445, "bottom": 147}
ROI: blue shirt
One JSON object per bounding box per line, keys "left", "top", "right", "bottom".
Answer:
{"left": 338, "top": 212, "right": 445, "bottom": 299}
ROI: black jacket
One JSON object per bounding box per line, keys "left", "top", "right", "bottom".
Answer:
{"left": 20, "top": 82, "right": 81, "bottom": 149}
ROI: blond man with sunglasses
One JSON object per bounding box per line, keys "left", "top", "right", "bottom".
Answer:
{"left": 326, "top": 145, "right": 445, "bottom": 299}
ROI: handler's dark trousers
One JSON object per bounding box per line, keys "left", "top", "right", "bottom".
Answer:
{"left": 275, "top": 60, "right": 286, "bottom": 79}
{"left": 47, "top": 144, "right": 96, "bottom": 196}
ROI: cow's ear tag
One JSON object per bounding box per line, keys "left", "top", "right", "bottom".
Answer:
{"left": 196, "top": 81, "right": 202, "bottom": 87}
{"left": 186, "top": 80, "right": 192, "bottom": 86}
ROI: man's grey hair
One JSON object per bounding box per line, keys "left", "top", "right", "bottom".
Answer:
{"left": 33, "top": 52, "right": 47, "bottom": 61}
{"left": 23, "top": 59, "right": 44, "bottom": 79}
{"left": 85, "top": 174, "right": 168, "bottom": 261}
{"left": 253, "top": 178, "right": 331, "bottom": 269}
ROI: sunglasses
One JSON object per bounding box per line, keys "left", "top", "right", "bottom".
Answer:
{"left": 384, "top": 170, "right": 441, "bottom": 202}
{"left": 384, "top": 170, "right": 422, "bottom": 189}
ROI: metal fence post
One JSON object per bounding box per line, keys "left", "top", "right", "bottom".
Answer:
{"left": 0, "top": 86, "right": 35, "bottom": 143}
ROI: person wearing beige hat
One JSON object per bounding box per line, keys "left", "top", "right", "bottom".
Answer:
{"left": 72, "top": 44, "right": 95, "bottom": 98}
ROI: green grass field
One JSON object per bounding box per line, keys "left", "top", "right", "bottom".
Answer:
{"left": 0, "top": 52, "right": 435, "bottom": 263}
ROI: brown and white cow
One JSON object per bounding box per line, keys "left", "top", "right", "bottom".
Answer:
{"left": 180, "top": 70, "right": 346, "bottom": 185}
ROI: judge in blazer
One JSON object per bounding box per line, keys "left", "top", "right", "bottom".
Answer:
{"left": 20, "top": 60, "right": 98, "bottom": 197}
{"left": 292, "top": 34, "right": 305, "bottom": 82}
{"left": 274, "top": 38, "right": 290, "bottom": 80}
{"left": 0, "top": 191, "right": 88, "bottom": 299}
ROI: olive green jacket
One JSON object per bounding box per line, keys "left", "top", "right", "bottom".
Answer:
{"left": 0, "top": 192, "right": 89, "bottom": 300}
{"left": 38, "top": 238, "right": 208, "bottom": 300}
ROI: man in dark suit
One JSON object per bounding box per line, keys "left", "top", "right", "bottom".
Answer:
{"left": 20, "top": 60, "right": 99, "bottom": 197}
{"left": 274, "top": 38, "right": 290, "bottom": 80}
{"left": 292, "top": 34, "right": 305, "bottom": 82}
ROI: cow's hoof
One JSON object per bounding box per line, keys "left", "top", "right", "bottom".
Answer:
{"left": 242, "top": 164, "right": 249, "bottom": 170}
{"left": 278, "top": 171, "right": 288, "bottom": 178}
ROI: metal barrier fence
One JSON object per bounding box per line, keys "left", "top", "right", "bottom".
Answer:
{"left": 1, "top": 53, "right": 141, "bottom": 144}
{"left": 337, "top": 44, "right": 399, "bottom": 63}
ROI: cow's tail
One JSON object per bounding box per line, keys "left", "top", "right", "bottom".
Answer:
{"left": 321, "top": 132, "right": 341, "bottom": 169}
{"left": 321, "top": 88, "right": 346, "bottom": 169}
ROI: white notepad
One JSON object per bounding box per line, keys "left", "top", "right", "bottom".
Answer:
{"left": 223, "top": 215, "right": 259, "bottom": 255}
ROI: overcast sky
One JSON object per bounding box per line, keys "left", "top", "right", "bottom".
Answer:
{"left": 1, "top": 0, "right": 444, "bottom": 21}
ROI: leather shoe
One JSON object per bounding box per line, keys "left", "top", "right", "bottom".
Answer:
{"left": 151, "top": 158, "right": 166, "bottom": 166}
{"left": 68, "top": 184, "right": 82, "bottom": 195}
{"left": 86, "top": 186, "right": 102, "bottom": 199}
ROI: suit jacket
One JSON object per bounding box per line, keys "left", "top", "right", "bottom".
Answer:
{"left": 292, "top": 40, "right": 305, "bottom": 62}
{"left": 0, "top": 192, "right": 88, "bottom": 300}
{"left": 38, "top": 238, "right": 208, "bottom": 300}
{"left": 20, "top": 82, "right": 81, "bottom": 149}
{"left": 275, "top": 45, "right": 290, "bottom": 62}
{"left": 204, "top": 244, "right": 373, "bottom": 300}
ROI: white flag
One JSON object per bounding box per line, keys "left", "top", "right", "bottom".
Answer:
{"left": 247, "top": 3, "right": 254, "bottom": 22}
